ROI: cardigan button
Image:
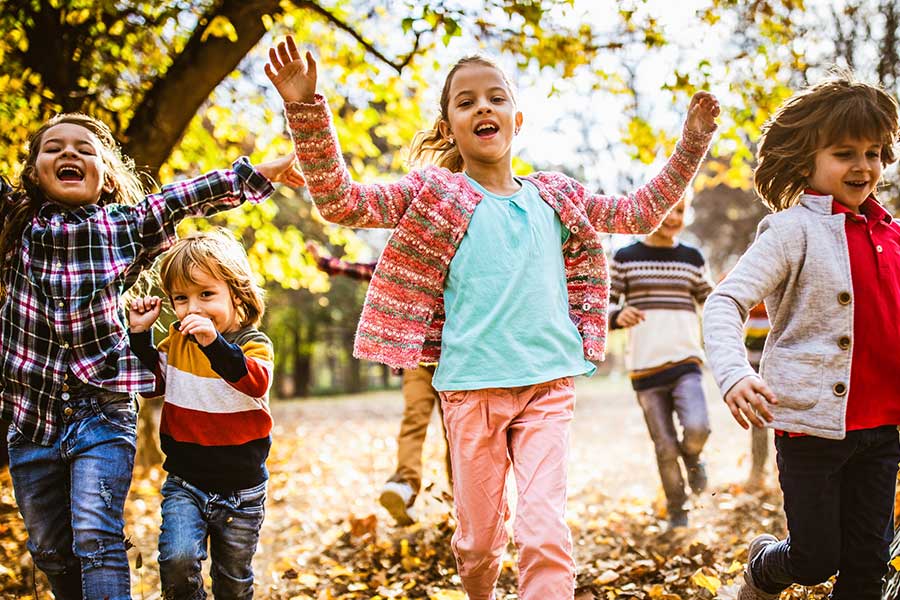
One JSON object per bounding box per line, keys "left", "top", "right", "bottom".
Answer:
{"left": 570, "top": 225, "right": 579, "bottom": 234}
{"left": 837, "top": 291, "right": 851, "bottom": 305}
{"left": 582, "top": 302, "right": 591, "bottom": 311}
{"left": 837, "top": 336, "right": 851, "bottom": 350}
{"left": 832, "top": 382, "right": 847, "bottom": 396}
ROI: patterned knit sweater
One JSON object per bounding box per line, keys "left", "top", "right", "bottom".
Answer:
{"left": 130, "top": 324, "right": 274, "bottom": 493}
{"left": 609, "top": 241, "right": 713, "bottom": 389}
{"left": 285, "top": 95, "right": 713, "bottom": 369}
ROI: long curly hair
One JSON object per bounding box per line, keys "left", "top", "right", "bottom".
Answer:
{"left": 0, "top": 113, "right": 146, "bottom": 301}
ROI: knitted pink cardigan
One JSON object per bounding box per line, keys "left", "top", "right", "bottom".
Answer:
{"left": 286, "top": 95, "right": 713, "bottom": 369}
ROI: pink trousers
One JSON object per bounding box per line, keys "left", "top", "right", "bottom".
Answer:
{"left": 440, "top": 376, "right": 576, "bottom": 600}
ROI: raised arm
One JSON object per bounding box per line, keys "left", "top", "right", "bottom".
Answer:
{"left": 582, "top": 93, "right": 719, "bottom": 234}
{"left": 266, "top": 36, "right": 425, "bottom": 228}
{"left": 123, "top": 157, "right": 275, "bottom": 283}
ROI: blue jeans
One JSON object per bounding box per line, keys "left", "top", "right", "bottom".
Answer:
{"left": 751, "top": 426, "right": 900, "bottom": 599}
{"left": 7, "top": 393, "right": 137, "bottom": 600}
{"left": 158, "top": 475, "right": 266, "bottom": 600}
{"left": 634, "top": 370, "right": 710, "bottom": 516}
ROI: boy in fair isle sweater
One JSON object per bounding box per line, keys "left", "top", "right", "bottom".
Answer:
{"left": 609, "top": 197, "right": 714, "bottom": 529}
{"left": 128, "top": 229, "right": 274, "bottom": 599}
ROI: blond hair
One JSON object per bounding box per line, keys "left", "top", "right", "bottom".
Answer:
{"left": 754, "top": 75, "right": 900, "bottom": 211}
{"left": 408, "top": 55, "right": 517, "bottom": 173}
{"left": 158, "top": 229, "right": 265, "bottom": 328}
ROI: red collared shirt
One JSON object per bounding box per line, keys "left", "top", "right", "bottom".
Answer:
{"left": 833, "top": 196, "right": 900, "bottom": 430}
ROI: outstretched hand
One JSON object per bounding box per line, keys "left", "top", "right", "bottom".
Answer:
{"left": 724, "top": 375, "right": 778, "bottom": 429}
{"left": 265, "top": 35, "right": 317, "bottom": 104}
{"left": 684, "top": 91, "right": 720, "bottom": 134}
{"left": 257, "top": 154, "right": 306, "bottom": 187}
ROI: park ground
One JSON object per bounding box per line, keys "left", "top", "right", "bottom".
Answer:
{"left": 0, "top": 374, "right": 842, "bottom": 599}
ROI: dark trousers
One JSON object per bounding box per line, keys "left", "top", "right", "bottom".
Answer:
{"left": 751, "top": 426, "right": 900, "bottom": 599}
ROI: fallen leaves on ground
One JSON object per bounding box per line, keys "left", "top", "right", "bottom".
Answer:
{"left": 0, "top": 391, "right": 894, "bottom": 598}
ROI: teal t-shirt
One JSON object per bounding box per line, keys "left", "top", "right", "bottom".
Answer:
{"left": 431, "top": 175, "right": 596, "bottom": 391}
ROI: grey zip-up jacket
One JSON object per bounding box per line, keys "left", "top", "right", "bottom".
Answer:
{"left": 703, "top": 194, "right": 872, "bottom": 440}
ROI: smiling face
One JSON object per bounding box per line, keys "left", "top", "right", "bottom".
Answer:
{"left": 31, "top": 122, "right": 112, "bottom": 208}
{"left": 170, "top": 267, "right": 242, "bottom": 335}
{"left": 439, "top": 63, "right": 522, "bottom": 170}
{"left": 808, "top": 137, "right": 883, "bottom": 212}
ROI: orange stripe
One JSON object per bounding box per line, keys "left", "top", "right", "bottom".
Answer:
{"left": 160, "top": 403, "right": 272, "bottom": 446}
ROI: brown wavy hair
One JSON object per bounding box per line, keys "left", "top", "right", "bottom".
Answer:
{"left": 754, "top": 75, "right": 899, "bottom": 211}
{"left": 0, "top": 113, "right": 145, "bottom": 300}
{"left": 408, "top": 55, "right": 517, "bottom": 173}
{"left": 158, "top": 228, "right": 265, "bottom": 328}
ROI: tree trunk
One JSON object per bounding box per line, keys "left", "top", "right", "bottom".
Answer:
{"left": 345, "top": 329, "right": 362, "bottom": 393}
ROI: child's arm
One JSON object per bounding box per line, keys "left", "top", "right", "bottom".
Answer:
{"left": 307, "top": 242, "right": 376, "bottom": 281}
{"left": 123, "top": 155, "right": 281, "bottom": 280}
{"left": 127, "top": 296, "right": 166, "bottom": 396}
{"left": 607, "top": 253, "right": 645, "bottom": 329}
{"left": 578, "top": 93, "right": 719, "bottom": 234}
{"left": 266, "top": 36, "right": 426, "bottom": 229}
{"left": 703, "top": 223, "right": 787, "bottom": 429}
{"left": 183, "top": 316, "right": 273, "bottom": 399}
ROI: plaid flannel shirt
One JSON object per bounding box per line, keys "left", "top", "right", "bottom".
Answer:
{"left": 0, "top": 157, "right": 273, "bottom": 445}
{"left": 315, "top": 255, "right": 376, "bottom": 281}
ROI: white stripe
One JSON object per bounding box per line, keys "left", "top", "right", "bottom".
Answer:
{"left": 164, "top": 365, "right": 272, "bottom": 413}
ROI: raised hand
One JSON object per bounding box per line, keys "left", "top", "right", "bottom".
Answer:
{"left": 179, "top": 314, "right": 218, "bottom": 347}
{"left": 723, "top": 375, "right": 779, "bottom": 429}
{"left": 128, "top": 296, "right": 162, "bottom": 333}
{"left": 257, "top": 154, "right": 306, "bottom": 187}
{"left": 265, "top": 35, "right": 317, "bottom": 104}
{"left": 684, "top": 91, "right": 720, "bottom": 134}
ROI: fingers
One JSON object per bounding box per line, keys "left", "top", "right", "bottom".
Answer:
{"left": 276, "top": 39, "right": 294, "bottom": 71}
{"left": 287, "top": 35, "right": 301, "bottom": 61}
{"left": 130, "top": 296, "right": 160, "bottom": 313}
{"left": 268, "top": 46, "right": 284, "bottom": 73}
{"left": 306, "top": 50, "right": 317, "bottom": 81}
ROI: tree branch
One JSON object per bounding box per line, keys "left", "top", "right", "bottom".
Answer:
{"left": 123, "top": 0, "right": 282, "bottom": 176}
{"left": 293, "top": 0, "right": 416, "bottom": 74}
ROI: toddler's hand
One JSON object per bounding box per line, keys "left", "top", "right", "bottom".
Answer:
{"left": 179, "top": 314, "right": 218, "bottom": 347}
{"left": 724, "top": 375, "right": 778, "bottom": 429}
{"left": 265, "top": 35, "right": 317, "bottom": 104}
{"left": 257, "top": 154, "right": 305, "bottom": 186}
{"left": 128, "top": 296, "right": 162, "bottom": 333}
{"left": 684, "top": 91, "right": 720, "bottom": 134}
{"left": 615, "top": 306, "right": 646, "bottom": 328}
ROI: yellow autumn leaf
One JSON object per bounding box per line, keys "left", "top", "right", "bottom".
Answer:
{"left": 891, "top": 555, "right": 900, "bottom": 571}
{"left": 690, "top": 568, "right": 721, "bottom": 593}
{"left": 201, "top": 15, "right": 238, "bottom": 43}
{"left": 429, "top": 590, "right": 466, "bottom": 600}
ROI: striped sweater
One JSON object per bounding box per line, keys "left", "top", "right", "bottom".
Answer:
{"left": 285, "top": 95, "right": 714, "bottom": 369}
{"left": 609, "top": 241, "right": 713, "bottom": 388}
{"left": 130, "top": 324, "right": 274, "bottom": 493}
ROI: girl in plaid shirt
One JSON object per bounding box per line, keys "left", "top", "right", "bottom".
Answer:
{"left": 0, "top": 113, "right": 300, "bottom": 600}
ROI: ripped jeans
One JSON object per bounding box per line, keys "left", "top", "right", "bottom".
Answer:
{"left": 8, "top": 392, "right": 137, "bottom": 600}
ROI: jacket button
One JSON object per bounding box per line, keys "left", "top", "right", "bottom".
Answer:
{"left": 63, "top": 407, "right": 73, "bottom": 416}
{"left": 570, "top": 225, "right": 579, "bottom": 234}
{"left": 838, "top": 336, "right": 851, "bottom": 350}
{"left": 837, "top": 291, "right": 852, "bottom": 305}
{"left": 832, "top": 382, "right": 847, "bottom": 396}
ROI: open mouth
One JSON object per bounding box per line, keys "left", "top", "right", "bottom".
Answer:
{"left": 844, "top": 180, "right": 868, "bottom": 189}
{"left": 475, "top": 122, "right": 499, "bottom": 137}
{"left": 56, "top": 166, "right": 84, "bottom": 182}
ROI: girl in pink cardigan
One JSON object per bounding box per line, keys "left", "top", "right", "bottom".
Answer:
{"left": 266, "top": 36, "right": 718, "bottom": 600}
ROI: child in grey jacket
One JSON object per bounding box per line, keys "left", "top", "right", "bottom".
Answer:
{"left": 704, "top": 76, "right": 900, "bottom": 600}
